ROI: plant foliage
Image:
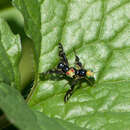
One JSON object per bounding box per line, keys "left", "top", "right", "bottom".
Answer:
{"left": 0, "top": 0, "right": 130, "bottom": 129}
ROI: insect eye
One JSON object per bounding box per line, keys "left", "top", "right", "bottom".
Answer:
{"left": 57, "top": 62, "right": 64, "bottom": 69}
{"left": 79, "top": 69, "right": 86, "bottom": 76}
{"left": 81, "top": 70, "right": 86, "bottom": 75}
{"left": 62, "top": 65, "right": 69, "bottom": 72}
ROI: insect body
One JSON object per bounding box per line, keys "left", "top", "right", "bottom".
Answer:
{"left": 42, "top": 43, "right": 95, "bottom": 103}
{"left": 57, "top": 63, "right": 75, "bottom": 78}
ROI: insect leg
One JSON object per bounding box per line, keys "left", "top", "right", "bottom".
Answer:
{"left": 40, "top": 69, "right": 63, "bottom": 77}
{"left": 39, "top": 69, "right": 64, "bottom": 80}
{"left": 46, "top": 69, "right": 63, "bottom": 75}
{"left": 86, "top": 77, "right": 95, "bottom": 86}
{"left": 64, "top": 80, "right": 77, "bottom": 103}
{"left": 73, "top": 49, "right": 82, "bottom": 69}
{"left": 58, "top": 43, "right": 69, "bottom": 66}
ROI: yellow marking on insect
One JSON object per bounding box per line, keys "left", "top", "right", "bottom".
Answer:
{"left": 86, "top": 70, "right": 94, "bottom": 78}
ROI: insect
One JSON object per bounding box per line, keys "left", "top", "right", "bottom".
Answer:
{"left": 41, "top": 43, "right": 95, "bottom": 103}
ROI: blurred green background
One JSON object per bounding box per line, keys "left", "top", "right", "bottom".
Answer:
{"left": 0, "top": 0, "right": 34, "bottom": 90}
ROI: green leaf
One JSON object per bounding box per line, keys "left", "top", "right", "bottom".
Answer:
{"left": 12, "top": 0, "right": 41, "bottom": 71}
{"left": 0, "top": 7, "right": 25, "bottom": 40}
{"left": 0, "top": 82, "right": 41, "bottom": 130}
{"left": 35, "top": 111, "right": 87, "bottom": 130}
{"left": 0, "top": 17, "right": 82, "bottom": 130}
{"left": 0, "top": 0, "right": 11, "bottom": 10}
{"left": 0, "top": 82, "right": 86, "bottom": 130}
{"left": 0, "top": 18, "right": 21, "bottom": 89}
{"left": 13, "top": 0, "right": 130, "bottom": 129}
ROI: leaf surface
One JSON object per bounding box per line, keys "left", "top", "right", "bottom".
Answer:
{"left": 13, "top": 0, "right": 130, "bottom": 129}
{"left": 0, "top": 18, "right": 21, "bottom": 88}
{"left": 0, "top": 17, "right": 84, "bottom": 130}
{"left": 0, "top": 82, "right": 41, "bottom": 130}
{"left": 0, "top": 82, "right": 85, "bottom": 130}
